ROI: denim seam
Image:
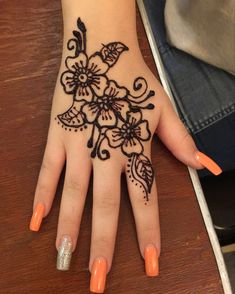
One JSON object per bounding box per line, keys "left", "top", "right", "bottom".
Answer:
{"left": 186, "top": 103, "right": 235, "bottom": 134}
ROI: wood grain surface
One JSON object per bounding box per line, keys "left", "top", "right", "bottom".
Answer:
{"left": 0, "top": 1, "right": 223, "bottom": 293}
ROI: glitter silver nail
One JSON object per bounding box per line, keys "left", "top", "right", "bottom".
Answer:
{"left": 56, "top": 235, "right": 73, "bottom": 271}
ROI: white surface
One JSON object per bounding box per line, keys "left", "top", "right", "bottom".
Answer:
{"left": 137, "top": 1, "right": 232, "bottom": 293}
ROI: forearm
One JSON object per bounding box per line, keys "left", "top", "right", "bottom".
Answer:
{"left": 61, "top": 0, "right": 141, "bottom": 57}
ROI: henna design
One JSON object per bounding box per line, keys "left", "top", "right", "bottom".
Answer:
{"left": 56, "top": 18, "right": 156, "bottom": 203}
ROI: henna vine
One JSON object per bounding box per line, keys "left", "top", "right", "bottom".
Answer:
{"left": 55, "top": 18, "right": 156, "bottom": 204}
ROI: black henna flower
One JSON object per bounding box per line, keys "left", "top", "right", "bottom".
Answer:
{"left": 105, "top": 111, "right": 151, "bottom": 156}
{"left": 61, "top": 53, "right": 109, "bottom": 101}
{"left": 81, "top": 81, "right": 130, "bottom": 127}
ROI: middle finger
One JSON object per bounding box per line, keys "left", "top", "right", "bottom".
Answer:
{"left": 89, "top": 158, "right": 122, "bottom": 293}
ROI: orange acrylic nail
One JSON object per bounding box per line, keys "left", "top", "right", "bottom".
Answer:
{"left": 29, "top": 203, "right": 45, "bottom": 232}
{"left": 195, "top": 151, "right": 222, "bottom": 176}
{"left": 90, "top": 257, "right": 107, "bottom": 293}
{"left": 144, "top": 244, "right": 159, "bottom": 277}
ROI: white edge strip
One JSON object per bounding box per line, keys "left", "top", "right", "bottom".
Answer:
{"left": 137, "top": 1, "right": 232, "bottom": 293}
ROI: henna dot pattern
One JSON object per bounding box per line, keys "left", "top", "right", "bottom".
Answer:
{"left": 56, "top": 18, "right": 155, "bottom": 202}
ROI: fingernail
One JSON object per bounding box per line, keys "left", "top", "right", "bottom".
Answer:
{"left": 29, "top": 203, "right": 45, "bottom": 231}
{"left": 144, "top": 244, "right": 159, "bottom": 277}
{"left": 90, "top": 257, "right": 107, "bottom": 293}
{"left": 195, "top": 151, "right": 222, "bottom": 176}
{"left": 56, "top": 235, "right": 73, "bottom": 271}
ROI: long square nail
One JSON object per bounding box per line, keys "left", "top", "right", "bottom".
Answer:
{"left": 195, "top": 151, "right": 222, "bottom": 175}
{"left": 144, "top": 244, "right": 159, "bottom": 277}
{"left": 90, "top": 257, "right": 107, "bottom": 293}
{"left": 29, "top": 203, "right": 45, "bottom": 232}
{"left": 57, "top": 235, "right": 73, "bottom": 271}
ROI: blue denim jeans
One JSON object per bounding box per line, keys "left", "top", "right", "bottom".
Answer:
{"left": 144, "top": 0, "right": 235, "bottom": 175}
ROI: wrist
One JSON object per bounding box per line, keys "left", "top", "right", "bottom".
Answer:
{"left": 61, "top": 0, "right": 140, "bottom": 56}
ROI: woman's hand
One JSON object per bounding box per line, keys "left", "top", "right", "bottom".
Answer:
{"left": 29, "top": 2, "right": 222, "bottom": 293}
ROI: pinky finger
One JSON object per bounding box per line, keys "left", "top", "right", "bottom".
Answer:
{"left": 29, "top": 135, "right": 65, "bottom": 231}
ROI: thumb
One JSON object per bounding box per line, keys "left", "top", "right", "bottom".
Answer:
{"left": 156, "top": 90, "right": 222, "bottom": 176}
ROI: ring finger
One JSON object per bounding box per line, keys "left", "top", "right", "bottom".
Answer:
{"left": 56, "top": 148, "right": 91, "bottom": 271}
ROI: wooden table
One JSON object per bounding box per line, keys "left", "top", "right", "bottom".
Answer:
{"left": 0, "top": 1, "right": 223, "bottom": 293}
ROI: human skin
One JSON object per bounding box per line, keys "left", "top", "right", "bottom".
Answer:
{"left": 29, "top": 0, "right": 221, "bottom": 292}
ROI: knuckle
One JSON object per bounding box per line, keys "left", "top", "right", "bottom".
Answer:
{"left": 65, "top": 177, "right": 84, "bottom": 194}
{"left": 41, "top": 154, "right": 56, "bottom": 172}
{"left": 41, "top": 159, "right": 50, "bottom": 172}
{"left": 58, "top": 209, "right": 79, "bottom": 228}
{"left": 94, "top": 235, "right": 113, "bottom": 249}
{"left": 36, "top": 181, "right": 50, "bottom": 195}
{"left": 180, "top": 129, "right": 191, "bottom": 145}
{"left": 59, "top": 216, "right": 75, "bottom": 227}
{"left": 96, "top": 193, "right": 119, "bottom": 211}
{"left": 143, "top": 225, "right": 158, "bottom": 237}
{"left": 142, "top": 229, "right": 159, "bottom": 249}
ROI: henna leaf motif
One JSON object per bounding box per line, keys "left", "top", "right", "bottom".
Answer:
{"left": 77, "top": 18, "right": 86, "bottom": 33}
{"left": 57, "top": 102, "right": 85, "bottom": 128}
{"left": 131, "top": 154, "right": 154, "bottom": 198}
{"left": 100, "top": 42, "right": 129, "bottom": 67}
